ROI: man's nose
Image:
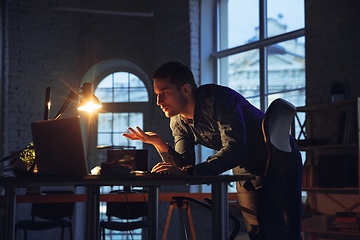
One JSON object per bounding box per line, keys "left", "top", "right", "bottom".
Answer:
{"left": 156, "top": 95, "right": 163, "bottom": 105}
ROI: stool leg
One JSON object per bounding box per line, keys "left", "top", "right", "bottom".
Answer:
{"left": 163, "top": 200, "right": 197, "bottom": 240}
{"left": 162, "top": 203, "right": 175, "bottom": 240}
{"left": 185, "top": 203, "right": 196, "bottom": 240}
{"left": 178, "top": 206, "right": 189, "bottom": 240}
{"left": 69, "top": 224, "right": 73, "bottom": 240}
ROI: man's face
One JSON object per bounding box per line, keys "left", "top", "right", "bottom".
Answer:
{"left": 153, "top": 78, "right": 187, "bottom": 118}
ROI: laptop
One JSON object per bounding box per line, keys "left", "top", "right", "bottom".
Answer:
{"left": 31, "top": 116, "right": 89, "bottom": 176}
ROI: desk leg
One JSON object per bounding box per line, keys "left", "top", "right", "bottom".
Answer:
{"left": 148, "top": 186, "right": 159, "bottom": 240}
{"left": 4, "top": 187, "right": 16, "bottom": 240}
{"left": 212, "top": 182, "right": 229, "bottom": 240}
{"left": 87, "top": 185, "right": 100, "bottom": 240}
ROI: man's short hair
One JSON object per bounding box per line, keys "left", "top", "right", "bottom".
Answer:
{"left": 152, "top": 61, "right": 198, "bottom": 91}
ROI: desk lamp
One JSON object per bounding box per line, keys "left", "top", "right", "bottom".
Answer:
{"left": 0, "top": 83, "right": 102, "bottom": 173}
{"left": 54, "top": 82, "right": 102, "bottom": 120}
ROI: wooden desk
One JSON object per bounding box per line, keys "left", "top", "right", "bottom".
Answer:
{"left": 1, "top": 174, "right": 255, "bottom": 240}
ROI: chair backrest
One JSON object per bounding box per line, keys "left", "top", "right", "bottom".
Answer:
{"left": 31, "top": 191, "right": 75, "bottom": 221}
{"left": 106, "top": 190, "right": 147, "bottom": 220}
{"left": 262, "top": 98, "right": 296, "bottom": 193}
{"left": 262, "top": 98, "right": 296, "bottom": 152}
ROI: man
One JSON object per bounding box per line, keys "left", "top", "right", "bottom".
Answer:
{"left": 123, "top": 61, "right": 302, "bottom": 240}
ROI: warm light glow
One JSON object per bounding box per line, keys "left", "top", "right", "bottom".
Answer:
{"left": 77, "top": 100, "right": 102, "bottom": 112}
{"left": 77, "top": 82, "right": 102, "bottom": 113}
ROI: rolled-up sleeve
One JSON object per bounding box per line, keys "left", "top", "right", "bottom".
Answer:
{"left": 158, "top": 118, "right": 195, "bottom": 168}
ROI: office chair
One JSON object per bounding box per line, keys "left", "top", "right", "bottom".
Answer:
{"left": 100, "top": 189, "right": 148, "bottom": 240}
{"left": 15, "top": 190, "right": 74, "bottom": 240}
{"left": 260, "top": 98, "right": 298, "bottom": 239}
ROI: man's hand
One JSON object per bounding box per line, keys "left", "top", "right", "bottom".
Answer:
{"left": 122, "top": 127, "right": 169, "bottom": 152}
{"left": 122, "top": 127, "right": 160, "bottom": 144}
{"left": 151, "top": 162, "right": 187, "bottom": 175}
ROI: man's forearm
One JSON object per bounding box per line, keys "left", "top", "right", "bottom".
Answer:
{"left": 154, "top": 140, "right": 169, "bottom": 153}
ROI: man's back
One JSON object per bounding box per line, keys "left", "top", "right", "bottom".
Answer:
{"left": 170, "top": 84, "right": 268, "bottom": 176}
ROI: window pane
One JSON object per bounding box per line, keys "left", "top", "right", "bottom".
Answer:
{"left": 97, "top": 133, "right": 111, "bottom": 146}
{"left": 267, "top": 37, "right": 305, "bottom": 104}
{"left": 113, "top": 113, "right": 128, "bottom": 132}
{"left": 114, "top": 87, "right": 129, "bottom": 102}
{"left": 130, "top": 88, "right": 148, "bottom": 102}
{"left": 95, "top": 88, "right": 112, "bottom": 103}
{"left": 129, "top": 113, "right": 143, "bottom": 127}
{"left": 98, "top": 113, "right": 113, "bottom": 132}
{"left": 95, "top": 75, "right": 113, "bottom": 103}
{"left": 113, "top": 133, "right": 127, "bottom": 146}
{"left": 227, "top": 49, "right": 260, "bottom": 98}
{"left": 129, "top": 74, "right": 144, "bottom": 87}
{"left": 96, "top": 72, "right": 149, "bottom": 103}
{"left": 268, "top": 0, "right": 304, "bottom": 37}
{"left": 130, "top": 74, "right": 149, "bottom": 102}
{"left": 97, "top": 74, "right": 113, "bottom": 88}
{"left": 98, "top": 112, "right": 143, "bottom": 148}
{"left": 268, "top": 90, "right": 305, "bottom": 108}
{"left": 228, "top": 0, "right": 259, "bottom": 49}
{"left": 113, "top": 72, "right": 129, "bottom": 87}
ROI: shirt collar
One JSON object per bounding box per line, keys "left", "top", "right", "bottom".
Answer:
{"left": 180, "top": 93, "right": 200, "bottom": 125}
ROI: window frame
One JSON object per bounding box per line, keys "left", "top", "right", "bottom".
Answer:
{"left": 213, "top": 0, "right": 305, "bottom": 111}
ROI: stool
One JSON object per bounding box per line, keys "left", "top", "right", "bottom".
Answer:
{"left": 162, "top": 199, "right": 196, "bottom": 240}
{"left": 163, "top": 196, "right": 247, "bottom": 240}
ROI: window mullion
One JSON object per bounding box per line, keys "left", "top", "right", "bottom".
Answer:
{"left": 111, "top": 74, "right": 115, "bottom": 146}
{"left": 212, "top": 29, "right": 304, "bottom": 59}
{"left": 259, "top": 0, "right": 268, "bottom": 111}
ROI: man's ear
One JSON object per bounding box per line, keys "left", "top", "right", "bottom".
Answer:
{"left": 182, "top": 83, "right": 191, "bottom": 94}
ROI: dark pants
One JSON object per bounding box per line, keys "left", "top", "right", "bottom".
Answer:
{"left": 237, "top": 143, "right": 303, "bottom": 240}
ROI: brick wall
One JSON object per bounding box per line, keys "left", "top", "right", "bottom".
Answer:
{"left": 2, "top": 0, "right": 200, "bottom": 163}
{"left": 305, "top": 0, "right": 360, "bottom": 105}
{"left": 3, "top": 0, "right": 200, "bottom": 239}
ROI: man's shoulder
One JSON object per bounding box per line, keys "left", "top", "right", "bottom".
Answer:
{"left": 198, "top": 83, "right": 228, "bottom": 90}
{"left": 170, "top": 115, "right": 184, "bottom": 128}
{"left": 197, "top": 84, "right": 241, "bottom": 101}
{"left": 169, "top": 115, "right": 192, "bottom": 136}
{"left": 197, "top": 84, "right": 236, "bottom": 94}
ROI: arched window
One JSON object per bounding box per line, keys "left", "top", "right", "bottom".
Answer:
{"left": 95, "top": 72, "right": 149, "bottom": 150}
{"left": 80, "top": 59, "right": 152, "bottom": 167}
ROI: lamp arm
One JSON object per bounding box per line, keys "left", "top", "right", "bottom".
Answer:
{"left": 43, "top": 87, "right": 51, "bottom": 120}
{"left": 54, "top": 90, "right": 79, "bottom": 120}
